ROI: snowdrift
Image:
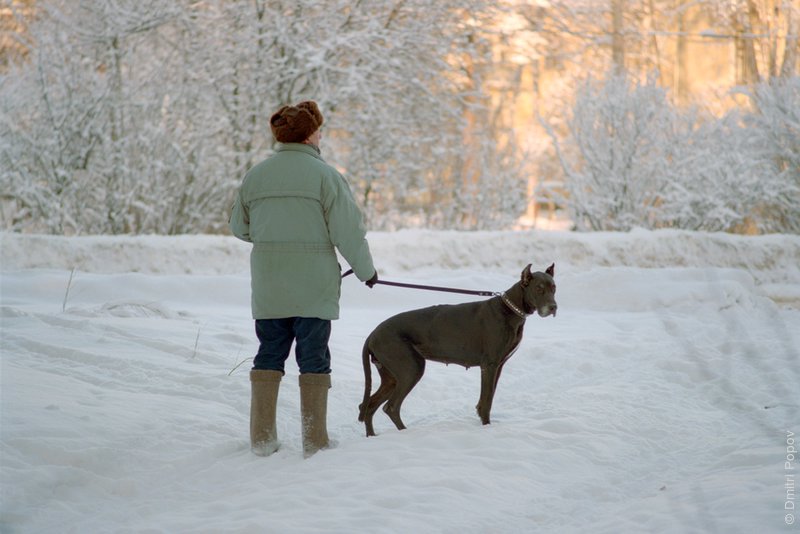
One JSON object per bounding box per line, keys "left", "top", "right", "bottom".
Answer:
{"left": 3, "top": 228, "right": 798, "bottom": 278}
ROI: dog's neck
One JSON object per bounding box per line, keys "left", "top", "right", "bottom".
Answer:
{"left": 500, "top": 284, "right": 532, "bottom": 319}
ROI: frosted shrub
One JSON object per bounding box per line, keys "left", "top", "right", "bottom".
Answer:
{"left": 740, "top": 78, "right": 800, "bottom": 233}
{"left": 550, "top": 73, "right": 800, "bottom": 234}
{"left": 662, "top": 78, "right": 799, "bottom": 234}
{"left": 658, "top": 113, "right": 765, "bottom": 231}
{"left": 428, "top": 134, "right": 529, "bottom": 230}
{"left": 549, "top": 74, "right": 678, "bottom": 231}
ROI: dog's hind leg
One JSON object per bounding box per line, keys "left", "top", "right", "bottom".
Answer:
{"left": 361, "top": 363, "right": 396, "bottom": 437}
{"left": 383, "top": 352, "right": 425, "bottom": 431}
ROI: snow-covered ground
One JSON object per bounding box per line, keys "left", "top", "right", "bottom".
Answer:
{"left": 1, "top": 229, "right": 798, "bottom": 533}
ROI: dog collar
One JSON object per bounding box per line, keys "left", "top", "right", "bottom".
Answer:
{"left": 499, "top": 292, "right": 529, "bottom": 318}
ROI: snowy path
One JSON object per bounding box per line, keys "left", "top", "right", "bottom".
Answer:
{"left": 1, "top": 231, "right": 799, "bottom": 533}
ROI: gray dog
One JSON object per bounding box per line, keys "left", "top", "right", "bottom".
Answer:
{"left": 358, "top": 264, "right": 557, "bottom": 436}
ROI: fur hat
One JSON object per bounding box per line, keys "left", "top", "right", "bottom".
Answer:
{"left": 270, "top": 101, "right": 324, "bottom": 143}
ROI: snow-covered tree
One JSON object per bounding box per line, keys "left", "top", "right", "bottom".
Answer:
{"left": 544, "top": 73, "right": 675, "bottom": 230}
{"left": 738, "top": 77, "right": 800, "bottom": 232}
{"left": 2, "top": 0, "right": 529, "bottom": 234}
{"left": 545, "top": 72, "right": 800, "bottom": 233}
{"left": 0, "top": 0, "right": 216, "bottom": 234}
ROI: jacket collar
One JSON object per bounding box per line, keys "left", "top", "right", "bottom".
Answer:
{"left": 276, "top": 143, "right": 323, "bottom": 160}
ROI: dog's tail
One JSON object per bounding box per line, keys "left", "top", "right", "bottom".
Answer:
{"left": 358, "top": 338, "right": 372, "bottom": 423}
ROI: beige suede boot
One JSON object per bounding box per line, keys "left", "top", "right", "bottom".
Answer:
{"left": 299, "top": 373, "right": 331, "bottom": 458}
{"left": 250, "top": 370, "right": 282, "bottom": 456}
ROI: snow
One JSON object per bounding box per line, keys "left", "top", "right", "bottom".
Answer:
{"left": 1, "top": 229, "right": 799, "bottom": 533}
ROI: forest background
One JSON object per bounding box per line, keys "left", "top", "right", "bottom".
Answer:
{"left": 1, "top": 0, "right": 798, "bottom": 235}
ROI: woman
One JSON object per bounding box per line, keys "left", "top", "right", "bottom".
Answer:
{"left": 230, "top": 101, "right": 377, "bottom": 457}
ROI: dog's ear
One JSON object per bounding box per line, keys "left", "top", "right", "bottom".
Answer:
{"left": 546, "top": 263, "right": 555, "bottom": 277}
{"left": 521, "top": 264, "right": 533, "bottom": 287}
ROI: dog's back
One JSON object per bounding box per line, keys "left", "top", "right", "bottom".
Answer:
{"left": 369, "top": 300, "right": 500, "bottom": 365}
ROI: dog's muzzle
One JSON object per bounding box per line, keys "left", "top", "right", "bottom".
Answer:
{"left": 538, "top": 304, "right": 557, "bottom": 318}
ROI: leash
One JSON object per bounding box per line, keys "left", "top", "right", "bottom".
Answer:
{"left": 341, "top": 269, "right": 497, "bottom": 298}
{"left": 341, "top": 269, "right": 529, "bottom": 318}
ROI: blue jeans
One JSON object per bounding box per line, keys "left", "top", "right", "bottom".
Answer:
{"left": 253, "top": 318, "right": 332, "bottom": 374}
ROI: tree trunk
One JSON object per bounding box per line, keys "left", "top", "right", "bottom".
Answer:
{"left": 742, "top": 0, "right": 761, "bottom": 84}
{"left": 779, "top": 0, "right": 798, "bottom": 78}
{"left": 675, "top": 0, "right": 688, "bottom": 102}
{"left": 612, "top": 0, "right": 625, "bottom": 74}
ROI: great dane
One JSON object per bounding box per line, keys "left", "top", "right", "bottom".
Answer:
{"left": 358, "top": 264, "right": 557, "bottom": 436}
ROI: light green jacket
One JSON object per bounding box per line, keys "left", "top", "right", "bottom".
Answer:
{"left": 230, "top": 143, "right": 375, "bottom": 320}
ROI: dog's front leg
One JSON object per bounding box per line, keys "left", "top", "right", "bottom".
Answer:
{"left": 476, "top": 363, "right": 500, "bottom": 425}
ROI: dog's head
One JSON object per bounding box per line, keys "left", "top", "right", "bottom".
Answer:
{"left": 520, "top": 263, "right": 557, "bottom": 318}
